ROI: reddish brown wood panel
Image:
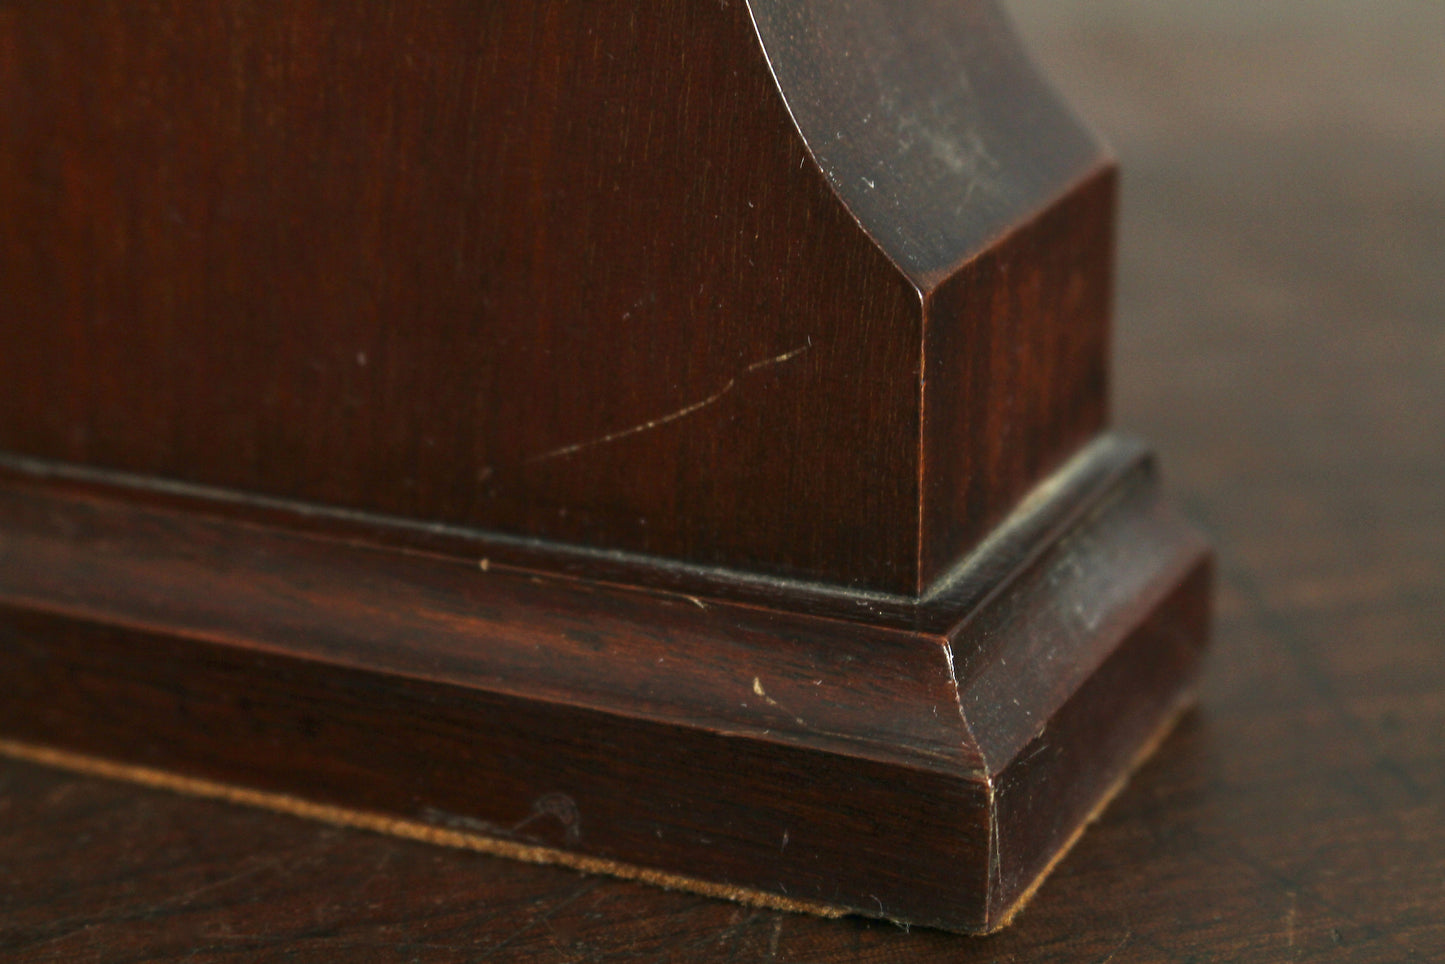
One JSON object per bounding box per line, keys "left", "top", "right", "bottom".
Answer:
{"left": 0, "top": 0, "right": 1107, "bottom": 594}
{"left": 0, "top": 432, "right": 1209, "bottom": 933}
{"left": 922, "top": 167, "right": 1115, "bottom": 584}
{"left": 1, "top": 0, "right": 1437, "bottom": 958}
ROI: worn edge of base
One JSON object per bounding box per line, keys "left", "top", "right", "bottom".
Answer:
{"left": 0, "top": 699, "right": 1197, "bottom": 937}
{"left": 983, "top": 694, "right": 1198, "bottom": 934}
{"left": 0, "top": 436, "right": 1208, "bottom": 935}
{"left": 0, "top": 735, "right": 850, "bottom": 921}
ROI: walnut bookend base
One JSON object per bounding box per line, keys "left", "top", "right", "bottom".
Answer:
{"left": 0, "top": 436, "right": 1209, "bottom": 934}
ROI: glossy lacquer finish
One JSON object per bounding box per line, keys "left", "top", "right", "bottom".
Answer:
{"left": 7, "top": 0, "right": 1441, "bottom": 956}
{"left": 0, "top": 437, "right": 1210, "bottom": 933}
{"left": 0, "top": 0, "right": 1207, "bottom": 935}
{"left": 0, "top": 0, "right": 1107, "bottom": 594}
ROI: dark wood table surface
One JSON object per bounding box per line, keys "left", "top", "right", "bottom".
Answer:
{"left": 3, "top": 3, "right": 1442, "bottom": 961}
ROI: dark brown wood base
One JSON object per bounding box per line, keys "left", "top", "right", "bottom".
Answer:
{"left": 0, "top": 434, "right": 1209, "bottom": 934}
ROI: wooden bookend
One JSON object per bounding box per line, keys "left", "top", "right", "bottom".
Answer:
{"left": 0, "top": 0, "right": 1210, "bottom": 934}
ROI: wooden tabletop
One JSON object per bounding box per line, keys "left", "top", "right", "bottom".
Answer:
{"left": 3, "top": 2, "right": 1442, "bottom": 960}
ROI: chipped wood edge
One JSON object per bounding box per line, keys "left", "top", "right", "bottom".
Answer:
{"left": 0, "top": 737, "right": 851, "bottom": 921}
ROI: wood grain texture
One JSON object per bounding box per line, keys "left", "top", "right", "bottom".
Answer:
{"left": 0, "top": 435, "right": 1208, "bottom": 934}
{"left": 0, "top": 0, "right": 1107, "bottom": 594}
{"left": 3, "top": 0, "right": 1439, "bottom": 959}
{"left": 0, "top": 0, "right": 1201, "bottom": 934}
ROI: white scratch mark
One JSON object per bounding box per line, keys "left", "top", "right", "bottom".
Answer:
{"left": 1018, "top": 739, "right": 1050, "bottom": 767}
{"left": 987, "top": 786, "right": 1002, "bottom": 898}
{"left": 524, "top": 382, "right": 735, "bottom": 465}
{"left": 752, "top": 677, "right": 809, "bottom": 728}
{"left": 1285, "top": 891, "right": 1297, "bottom": 948}
{"left": 422, "top": 793, "right": 582, "bottom": 847}
{"left": 1100, "top": 928, "right": 1133, "bottom": 964}
{"left": 743, "top": 339, "right": 812, "bottom": 373}
{"left": 521, "top": 343, "right": 811, "bottom": 466}
{"left": 685, "top": 595, "right": 708, "bottom": 610}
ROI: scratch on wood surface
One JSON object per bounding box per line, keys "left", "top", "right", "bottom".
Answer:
{"left": 986, "top": 780, "right": 1002, "bottom": 917}
{"left": 1100, "top": 928, "right": 1133, "bottom": 963}
{"left": 767, "top": 915, "right": 784, "bottom": 961}
{"left": 523, "top": 382, "right": 737, "bottom": 465}
{"left": 156, "top": 849, "right": 320, "bottom": 912}
{"left": 511, "top": 792, "right": 582, "bottom": 844}
{"left": 752, "top": 676, "right": 808, "bottom": 728}
{"left": 1017, "top": 738, "right": 1051, "bottom": 768}
{"left": 522, "top": 341, "right": 811, "bottom": 466}
{"left": 744, "top": 341, "right": 811, "bottom": 372}
{"left": 475, "top": 879, "right": 602, "bottom": 960}
{"left": 421, "top": 792, "right": 582, "bottom": 846}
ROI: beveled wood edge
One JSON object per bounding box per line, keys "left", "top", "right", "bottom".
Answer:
{"left": 0, "top": 536, "right": 1208, "bottom": 935}
{"left": 984, "top": 552, "right": 1212, "bottom": 926}
{"left": 987, "top": 697, "right": 1199, "bottom": 933}
{"left": 0, "top": 433, "right": 1148, "bottom": 630}
{"left": 0, "top": 424, "right": 1208, "bottom": 930}
{"left": 746, "top": 0, "right": 1106, "bottom": 287}
{"left": 952, "top": 462, "right": 1212, "bottom": 774}
{"left": 0, "top": 433, "right": 1182, "bottom": 780}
